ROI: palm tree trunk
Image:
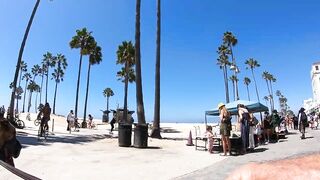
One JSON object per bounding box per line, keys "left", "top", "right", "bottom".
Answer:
{"left": 53, "top": 80, "right": 58, "bottom": 114}
{"left": 235, "top": 79, "right": 239, "bottom": 100}
{"left": 151, "top": 0, "right": 162, "bottom": 138}
{"left": 223, "top": 66, "right": 230, "bottom": 103}
{"left": 40, "top": 73, "right": 44, "bottom": 105}
{"left": 28, "top": 91, "right": 33, "bottom": 113}
{"left": 123, "top": 62, "right": 129, "bottom": 123}
{"left": 265, "top": 80, "right": 272, "bottom": 110}
{"left": 15, "top": 70, "right": 23, "bottom": 113}
{"left": 45, "top": 68, "right": 49, "bottom": 103}
{"left": 251, "top": 69, "right": 260, "bottom": 102}
{"left": 75, "top": 54, "right": 83, "bottom": 118}
{"left": 229, "top": 45, "right": 239, "bottom": 100}
{"left": 232, "top": 81, "right": 235, "bottom": 101}
{"left": 246, "top": 85, "right": 250, "bottom": 101}
{"left": 83, "top": 63, "right": 92, "bottom": 122}
{"left": 135, "top": 0, "right": 146, "bottom": 124}
{"left": 9, "top": 0, "right": 40, "bottom": 120}
{"left": 107, "top": 96, "right": 109, "bottom": 112}
{"left": 22, "top": 80, "right": 28, "bottom": 113}
{"left": 269, "top": 80, "right": 274, "bottom": 111}
{"left": 35, "top": 92, "right": 38, "bottom": 112}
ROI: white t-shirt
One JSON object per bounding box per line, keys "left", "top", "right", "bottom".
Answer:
{"left": 67, "top": 113, "right": 75, "bottom": 122}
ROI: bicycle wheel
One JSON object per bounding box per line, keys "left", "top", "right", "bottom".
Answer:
{"left": 16, "top": 120, "right": 25, "bottom": 129}
{"left": 34, "top": 119, "right": 40, "bottom": 126}
{"left": 37, "top": 125, "right": 42, "bottom": 140}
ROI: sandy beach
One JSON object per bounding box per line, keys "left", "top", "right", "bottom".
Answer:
{"left": 1, "top": 113, "right": 319, "bottom": 180}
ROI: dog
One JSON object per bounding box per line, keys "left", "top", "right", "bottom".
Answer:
{"left": 0, "top": 118, "right": 22, "bottom": 167}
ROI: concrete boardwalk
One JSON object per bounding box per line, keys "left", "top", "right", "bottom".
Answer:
{"left": 176, "top": 129, "right": 320, "bottom": 180}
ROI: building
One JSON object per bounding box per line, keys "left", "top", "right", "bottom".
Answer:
{"left": 304, "top": 62, "right": 320, "bottom": 113}
{"left": 311, "top": 62, "right": 320, "bottom": 102}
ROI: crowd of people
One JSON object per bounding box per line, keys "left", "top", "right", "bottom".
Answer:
{"left": 205, "top": 103, "right": 319, "bottom": 156}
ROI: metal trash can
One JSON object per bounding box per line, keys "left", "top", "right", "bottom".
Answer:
{"left": 118, "top": 123, "right": 132, "bottom": 147}
{"left": 133, "top": 123, "right": 148, "bottom": 148}
{"left": 102, "top": 110, "right": 109, "bottom": 123}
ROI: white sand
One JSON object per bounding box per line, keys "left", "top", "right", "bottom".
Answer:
{"left": 1, "top": 113, "right": 226, "bottom": 180}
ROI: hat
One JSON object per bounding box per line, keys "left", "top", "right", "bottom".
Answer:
{"left": 217, "top": 103, "right": 225, "bottom": 109}
{"left": 299, "top": 107, "right": 305, "bottom": 112}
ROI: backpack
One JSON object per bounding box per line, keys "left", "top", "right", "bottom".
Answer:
{"left": 300, "top": 112, "right": 308, "bottom": 122}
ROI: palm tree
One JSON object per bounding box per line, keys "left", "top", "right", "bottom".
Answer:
{"left": 245, "top": 58, "right": 260, "bottom": 101}
{"left": 70, "top": 28, "right": 95, "bottom": 118}
{"left": 42, "top": 52, "right": 56, "bottom": 103}
{"left": 103, "top": 88, "right": 114, "bottom": 121}
{"left": 244, "top": 77, "right": 251, "bottom": 101}
{"left": 9, "top": 0, "right": 40, "bottom": 120}
{"left": 262, "top": 71, "right": 273, "bottom": 111}
{"left": 51, "top": 54, "right": 67, "bottom": 114}
{"left": 229, "top": 75, "right": 238, "bottom": 101}
{"left": 83, "top": 43, "right": 102, "bottom": 122}
{"left": 275, "top": 90, "right": 282, "bottom": 111}
{"left": 263, "top": 95, "right": 270, "bottom": 111}
{"left": 223, "top": 31, "right": 239, "bottom": 100}
{"left": 31, "top": 64, "right": 41, "bottom": 82}
{"left": 151, "top": 0, "right": 162, "bottom": 139}
{"left": 116, "top": 41, "right": 135, "bottom": 122}
{"left": 268, "top": 73, "right": 276, "bottom": 111}
{"left": 27, "top": 81, "right": 40, "bottom": 112}
{"left": 16, "top": 60, "right": 28, "bottom": 112}
{"left": 135, "top": 0, "right": 146, "bottom": 125}
{"left": 217, "top": 45, "right": 231, "bottom": 103}
{"left": 22, "top": 72, "right": 32, "bottom": 113}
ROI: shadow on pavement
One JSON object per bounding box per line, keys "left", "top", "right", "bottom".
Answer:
{"left": 17, "top": 133, "right": 113, "bottom": 149}
{"left": 161, "top": 127, "right": 181, "bottom": 133}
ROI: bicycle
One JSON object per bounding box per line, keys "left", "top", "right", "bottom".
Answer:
{"left": 34, "top": 117, "right": 41, "bottom": 126}
{"left": 10, "top": 114, "right": 25, "bottom": 129}
{"left": 38, "top": 120, "right": 49, "bottom": 140}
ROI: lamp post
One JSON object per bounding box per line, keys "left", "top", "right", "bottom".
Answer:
{"left": 230, "top": 62, "right": 240, "bottom": 100}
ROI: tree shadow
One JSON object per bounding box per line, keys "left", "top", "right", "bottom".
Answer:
{"left": 17, "top": 133, "right": 113, "bottom": 149}
{"left": 248, "top": 147, "right": 268, "bottom": 153}
{"left": 286, "top": 131, "right": 298, "bottom": 135}
{"left": 160, "top": 127, "right": 181, "bottom": 133}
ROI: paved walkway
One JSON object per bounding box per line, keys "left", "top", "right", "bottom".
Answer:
{"left": 176, "top": 129, "right": 320, "bottom": 180}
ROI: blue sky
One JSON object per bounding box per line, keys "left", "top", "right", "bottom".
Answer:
{"left": 0, "top": 0, "right": 319, "bottom": 123}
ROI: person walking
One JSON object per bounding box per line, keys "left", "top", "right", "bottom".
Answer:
{"left": 237, "top": 104, "right": 249, "bottom": 154}
{"left": 263, "top": 111, "right": 271, "bottom": 144}
{"left": 67, "top": 110, "right": 75, "bottom": 131}
{"left": 40, "top": 103, "right": 51, "bottom": 136}
{"left": 218, "top": 102, "right": 232, "bottom": 156}
{"left": 88, "top": 114, "right": 93, "bottom": 129}
{"left": 298, "top": 107, "right": 308, "bottom": 139}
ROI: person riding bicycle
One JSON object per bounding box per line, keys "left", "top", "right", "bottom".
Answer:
{"left": 40, "top": 103, "right": 51, "bottom": 136}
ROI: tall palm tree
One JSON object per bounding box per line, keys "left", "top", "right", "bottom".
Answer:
{"left": 9, "top": 0, "right": 40, "bottom": 120}
{"left": 245, "top": 58, "right": 260, "bottom": 101}
{"left": 217, "top": 45, "right": 231, "bottom": 103}
{"left": 262, "top": 71, "right": 273, "bottom": 110}
{"left": 135, "top": 0, "right": 146, "bottom": 125}
{"left": 268, "top": 73, "right": 276, "bottom": 111}
{"left": 229, "top": 75, "right": 238, "bottom": 101}
{"left": 70, "top": 28, "right": 95, "bottom": 118}
{"left": 31, "top": 64, "right": 41, "bottom": 82}
{"left": 83, "top": 43, "right": 102, "bottom": 122}
{"left": 151, "top": 0, "right": 162, "bottom": 138}
{"left": 22, "top": 72, "right": 32, "bottom": 113}
{"left": 42, "top": 52, "right": 56, "bottom": 103}
{"left": 116, "top": 41, "right": 135, "bottom": 123}
{"left": 263, "top": 95, "right": 270, "bottom": 111}
{"left": 39, "top": 64, "right": 45, "bottom": 105}
{"left": 16, "top": 60, "right": 28, "bottom": 112}
{"left": 244, "top": 77, "right": 251, "bottom": 101}
{"left": 223, "top": 31, "right": 239, "bottom": 100}
{"left": 103, "top": 88, "right": 114, "bottom": 120}
{"left": 51, "top": 54, "right": 67, "bottom": 114}
{"left": 27, "top": 80, "right": 40, "bottom": 112}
